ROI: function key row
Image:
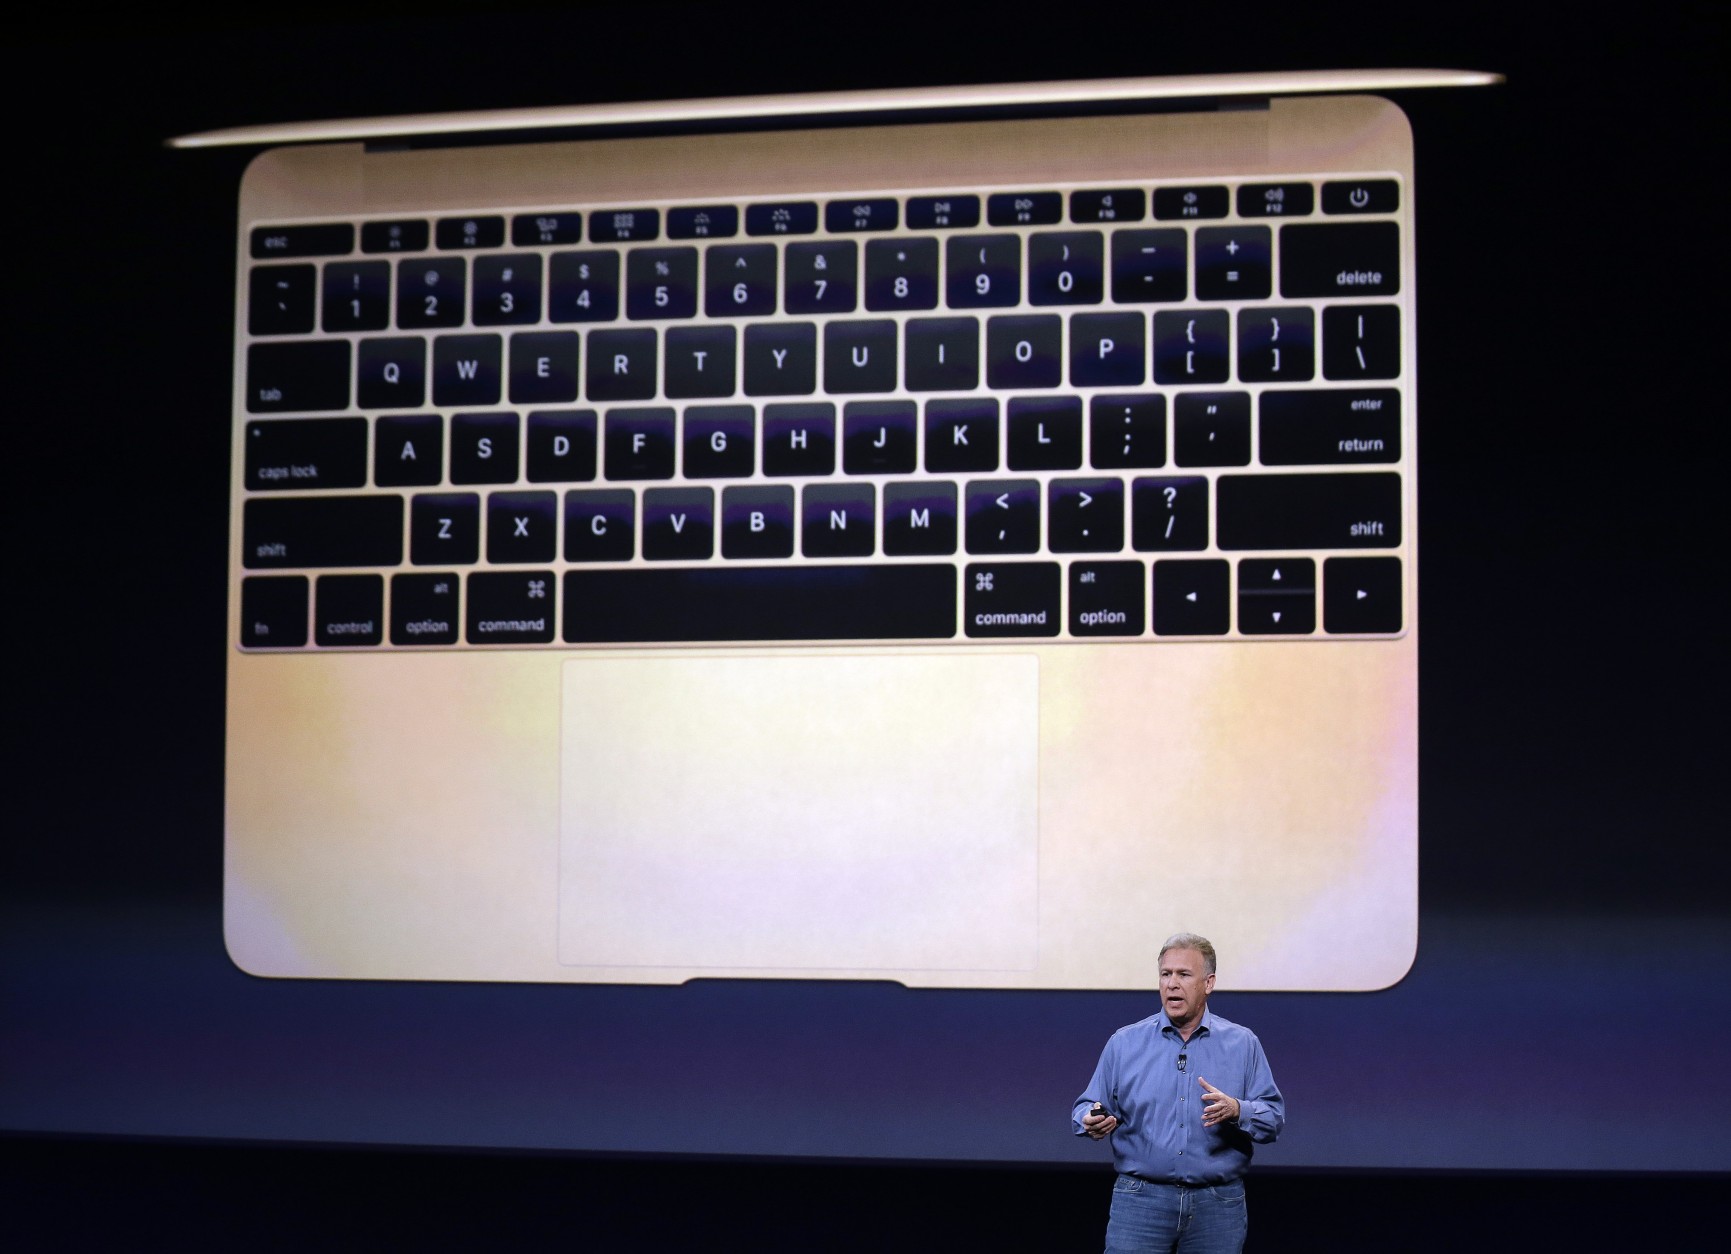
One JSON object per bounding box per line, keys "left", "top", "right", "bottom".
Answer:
{"left": 250, "top": 223, "right": 1401, "bottom": 335}
{"left": 248, "top": 180, "right": 1401, "bottom": 257}
{"left": 239, "top": 555, "right": 1401, "bottom": 649}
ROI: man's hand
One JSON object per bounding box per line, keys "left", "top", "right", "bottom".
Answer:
{"left": 1198, "top": 1077, "right": 1240, "bottom": 1128}
{"left": 1081, "top": 1110, "right": 1119, "bottom": 1140}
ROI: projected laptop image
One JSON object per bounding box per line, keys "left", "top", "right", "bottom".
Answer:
{"left": 182, "top": 70, "right": 1490, "bottom": 990}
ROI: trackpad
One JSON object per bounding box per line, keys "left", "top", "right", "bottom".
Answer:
{"left": 558, "top": 653, "right": 1039, "bottom": 974}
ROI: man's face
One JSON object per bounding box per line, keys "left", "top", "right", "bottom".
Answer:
{"left": 1159, "top": 947, "right": 1215, "bottom": 1028}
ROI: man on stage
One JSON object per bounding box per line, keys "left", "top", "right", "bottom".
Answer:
{"left": 1073, "top": 933, "right": 1285, "bottom": 1253}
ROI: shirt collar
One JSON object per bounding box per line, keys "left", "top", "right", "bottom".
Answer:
{"left": 1156, "top": 1006, "right": 1214, "bottom": 1037}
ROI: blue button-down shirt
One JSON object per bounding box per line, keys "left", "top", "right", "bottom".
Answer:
{"left": 1072, "top": 1008, "right": 1284, "bottom": 1184}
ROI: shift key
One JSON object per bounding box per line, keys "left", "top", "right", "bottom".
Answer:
{"left": 1216, "top": 473, "right": 1401, "bottom": 550}
{"left": 243, "top": 495, "right": 404, "bottom": 568}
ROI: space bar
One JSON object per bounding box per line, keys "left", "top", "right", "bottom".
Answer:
{"left": 562, "top": 565, "right": 958, "bottom": 643}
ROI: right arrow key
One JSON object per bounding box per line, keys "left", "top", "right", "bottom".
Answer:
{"left": 1323, "top": 556, "right": 1404, "bottom": 634}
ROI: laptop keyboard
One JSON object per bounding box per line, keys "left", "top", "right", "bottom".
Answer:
{"left": 238, "top": 177, "right": 1406, "bottom": 650}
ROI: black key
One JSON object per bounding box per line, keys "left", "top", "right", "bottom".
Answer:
{"left": 826, "top": 198, "right": 899, "bottom": 233}
{"left": 665, "top": 326, "right": 737, "bottom": 398}
{"left": 883, "top": 481, "right": 957, "bottom": 556}
{"left": 965, "top": 479, "right": 1040, "bottom": 554}
{"left": 322, "top": 261, "right": 391, "bottom": 332}
{"left": 240, "top": 575, "right": 308, "bottom": 647}
{"left": 843, "top": 401, "right": 917, "bottom": 474}
{"left": 466, "top": 570, "right": 556, "bottom": 644}
{"left": 1237, "top": 307, "right": 1315, "bottom": 382}
{"left": 1089, "top": 393, "right": 1166, "bottom": 470}
{"left": 564, "top": 562, "right": 959, "bottom": 641}
{"left": 510, "top": 331, "right": 580, "bottom": 404}
{"left": 626, "top": 247, "right": 699, "bottom": 321}
{"left": 315, "top": 573, "right": 383, "bottom": 647}
{"left": 1174, "top": 392, "right": 1251, "bottom": 467}
{"left": 375, "top": 414, "right": 443, "bottom": 487}
{"left": 433, "top": 334, "right": 503, "bottom": 407}
{"left": 356, "top": 337, "right": 426, "bottom": 410}
{"left": 1237, "top": 558, "right": 1315, "bottom": 635}
{"left": 1259, "top": 389, "right": 1401, "bottom": 466}
{"left": 762, "top": 403, "right": 835, "bottom": 476}
{"left": 565, "top": 489, "right": 635, "bottom": 561}
{"left": 802, "top": 484, "right": 876, "bottom": 557}
{"left": 410, "top": 492, "right": 479, "bottom": 565}
{"left": 526, "top": 409, "right": 598, "bottom": 482}
{"left": 397, "top": 257, "right": 466, "bottom": 328}
{"left": 1153, "top": 186, "right": 1228, "bottom": 220}
{"left": 1153, "top": 310, "right": 1230, "bottom": 385}
{"left": 683, "top": 405, "right": 755, "bottom": 478}
{"left": 1321, "top": 181, "right": 1400, "bottom": 216}
{"left": 1007, "top": 395, "right": 1082, "bottom": 470}
{"left": 988, "top": 192, "right": 1062, "bottom": 226}
{"left": 512, "top": 212, "right": 582, "bottom": 246}
{"left": 1323, "top": 305, "right": 1402, "bottom": 380}
{"left": 924, "top": 399, "right": 998, "bottom": 473}
{"left": 361, "top": 220, "right": 428, "bottom": 254}
{"left": 707, "top": 245, "right": 778, "bottom": 316}
{"left": 986, "top": 315, "right": 1062, "bottom": 388}
{"left": 436, "top": 216, "right": 505, "bottom": 249}
{"left": 642, "top": 487, "right": 714, "bottom": 560}
{"left": 721, "top": 485, "right": 795, "bottom": 559}
{"left": 1070, "top": 312, "right": 1146, "bottom": 387}
{"left": 743, "top": 323, "right": 817, "bottom": 396}
{"left": 824, "top": 320, "right": 898, "bottom": 393}
{"left": 904, "top": 317, "right": 980, "bottom": 392}
{"left": 1028, "top": 232, "right": 1104, "bottom": 305}
{"left": 244, "top": 417, "right": 367, "bottom": 491}
{"left": 964, "top": 562, "right": 1060, "bottom": 637}
{"left": 1217, "top": 472, "right": 1401, "bottom": 550}
{"left": 246, "top": 340, "right": 350, "bottom": 413}
{"left": 905, "top": 195, "right": 980, "bottom": 229}
{"left": 1152, "top": 559, "right": 1229, "bottom": 635}
{"left": 745, "top": 202, "right": 817, "bottom": 236}
{"left": 589, "top": 209, "right": 659, "bottom": 243}
{"left": 1048, "top": 477, "right": 1124, "bottom": 552}
{"left": 1195, "top": 226, "right": 1271, "bottom": 300}
{"left": 249, "top": 264, "right": 315, "bottom": 335}
{"left": 603, "top": 407, "right": 676, "bottom": 479}
{"left": 548, "top": 250, "right": 621, "bottom": 323}
{"left": 667, "top": 206, "right": 738, "bottom": 239}
{"left": 947, "top": 235, "right": 1020, "bottom": 308}
{"left": 487, "top": 490, "right": 558, "bottom": 563}
{"left": 1110, "top": 229, "right": 1187, "bottom": 303}
{"left": 1069, "top": 560, "right": 1145, "bottom": 636}
{"left": 864, "top": 238, "right": 938, "bottom": 311}
{"left": 450, "top": 412, "right": 519, "bottom": 484}
{"left": 251, "top": 223, "right": 353, "bottom": 259}
{"left": 243, "top": 495, "right": 404, "bottom": 568}
{"left": 1071, "top": 189, "right": 1145, "bottom": 223}
{"left": 390, "top": 572, "right": 461, "bottom": 645}
{"left": 472, "top": 254, "right": 543, "bottom": 325}
{"left": 1281, "top": 222, "right": 1400, "bottom": 297}
{"left": 1237, "top": 183, "right": 1314, "bottom": 218}
{"left": 785, "top": 240, "right": 858, "bottom": 315}
{"left": 1324, "top": 556, "right": 1403, "bottom": 633}
{"left": 585, "top": 329, "right": 659, "bottom": 402}
{"left": 1131, "top": 476, "right": 1209, "bottom": 551}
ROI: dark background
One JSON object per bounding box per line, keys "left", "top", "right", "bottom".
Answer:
{"left": 4, "top": 3, "right": 1724, "bottom": 1248}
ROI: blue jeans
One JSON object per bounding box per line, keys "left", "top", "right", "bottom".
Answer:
{"left": 1104, "top": 1175, "right": 1248, "bottom": 1254}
